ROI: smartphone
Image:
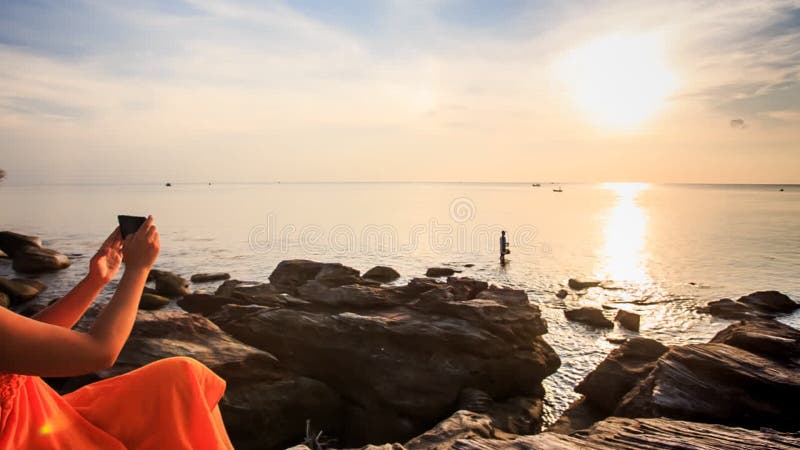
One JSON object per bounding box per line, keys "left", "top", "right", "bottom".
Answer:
{"left": 118, "top": 215, "right": 147, "bottom": 238}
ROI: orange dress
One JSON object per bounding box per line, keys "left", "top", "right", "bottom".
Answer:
{"left": 0, "top": 357, "right": 234, "bottom": 450}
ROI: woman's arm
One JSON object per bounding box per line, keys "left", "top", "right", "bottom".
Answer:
{"left": 0, "top": 217, "right": 159, "bottom": 377}
{"left": 32, "top": 228, "right": 124, "bottom": 328}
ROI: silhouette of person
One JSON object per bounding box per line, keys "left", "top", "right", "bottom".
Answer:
{"left": 500, "top": 230, "right": 508, "bottom": 264}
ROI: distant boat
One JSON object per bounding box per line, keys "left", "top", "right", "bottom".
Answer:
{"left": 531, "top": 183, "right": 541, "bottom": 187}
{"left": 553, "top": 186, "right": 563, "bottom": 192}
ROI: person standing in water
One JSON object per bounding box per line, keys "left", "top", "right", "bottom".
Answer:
{"left": 500, "top": 230, "right": 508, "bottom": 264}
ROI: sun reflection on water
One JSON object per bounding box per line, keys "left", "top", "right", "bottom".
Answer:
{"left": 597, "top": 183, "right": 651, "bottom": 284}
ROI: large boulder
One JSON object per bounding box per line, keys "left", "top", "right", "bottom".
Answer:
{"left": 363, "top": 266, "right": 401, "bottom": 283}
{"left": 269, "top": 260, "right": 363, "bottom": 293}
{"left": 737, "top": 291, "right": 799, "bottom": 314}
{"left": 700, "top": 291, "right": 798, "bottom": 320}
{"left": 549, "top": 337, "right": 668, "bottom": 434}
{"left": 208, "top": 276, "right": 559, "bottom": 446}
{"left": 68, "top": 306, "right": 342, "bottom": 450}
{"left": 577, "top": 338, "right": 667, "bottom": 413}
{"left": 12, "top": 246, "right": 71, "bottom": 273}
{"left": 455, "top": 417, "right": 800, "bottom": 449}
{"left": 699, "top": 298, "right": 763, "bottom": 320}
{"left": 615, "top": 342, "right": 800, "bottom": 431}
{"left": 0, "top": 231, "right": 42, "bottom": 258}
{"left": 564, "top": 307, "right": 613, "bottom": 328}
{"left": 710, "top": 318, "right": 800, "bottom": 361}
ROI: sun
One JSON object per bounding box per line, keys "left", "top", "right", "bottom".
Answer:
{"left": 555, "top": 34, "right": 677, "bottom": 130}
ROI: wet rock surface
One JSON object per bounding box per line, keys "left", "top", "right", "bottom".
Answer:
{"left": 564, "top": 307, "right": 613, "bottom": 328}
{"left": 700, "top": 290, "right": 798, "bottom": 320}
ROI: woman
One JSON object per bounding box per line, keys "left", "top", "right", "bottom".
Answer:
{"left": 0, "top": 216, "right": 234, "bottom": 449}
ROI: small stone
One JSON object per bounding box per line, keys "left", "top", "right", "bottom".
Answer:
{"left": 140, "top": 293, "right": 170, "bottom": 310}
{"left": 363, "top": 266, "right": 401, "bottom": 283}
{"left": 565, "top": 307, "right": 614, "bottom": 328}
{"left": 615, "top": 309, "right": 640, "bottom": 332}
{"left": 556, "top": 289, "right": 568, "bottom": 299}
{"left": 190, "top": 272, "right": 231, "bottom": 283}
{"left": 426, "top": 267, "right": 458, "bottom": 277}
{"left": 568, "top": 278, "right": 602, "bottom": 290}
{"left": 154, "top": 272, "right": 190, "bottom": 297}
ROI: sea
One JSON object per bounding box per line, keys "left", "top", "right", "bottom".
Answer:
{"left": 2, "top": 181, "right": 799, "bottom": 423}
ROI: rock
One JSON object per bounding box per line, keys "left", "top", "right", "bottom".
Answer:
{"left": 426, "top": 267, "right": 457, "bottom": 277}
{"left": 0, "top": 292, "right": 9, "bottom": 308}
{"left": 209, "top": 279, "right": 559, "bottom": 445}
{"left": 446, "top": 277, "right": 489, "bottom": 301}
{"left": 555, "top": 289, "right": 568, "bottom": 299}
{"left": 699, "top": 298, "right": 765, "bottom": 320}
{"left": 614, "top": 309, "right": 640, "bottom": 332}
{"left": 615, "top": 342, "right": 800, "bottom": 431}
{"left": 180, "top": 293, "right": 264, "bottom": 315}
{"left": 488, "top": 394, "right": 545, "bottom": 435}
{"left": 139, "top": 293, "right": 170, "bottom": 310}
{"left": 269, "top": 260, "right": 363, "bottom": 293}
{"left": 567, "top": 278, "right": 601, "bottom": 290}
{"left": 12, "top": 246, "right": 71, "bottom": 273}
{"left": 297, "top": 281, "right": 405, "bottom": 309}
{"left": 699, "top": 291, "right": 798, "bottom": 320}
{"left": 223, "top": 376, "right": 342, "bottom": 450}
{"left": 576, "top": 338, "right": 668, "bottom": 413}
{"left": 363, "top": 266, "right": 401, "bottom": 283}
{"left": 546, "top": 397, "right": 607, "bottom": 435}
{"left": 69, "top": 306, "right": 342, "bottom": 450}
{"left": 475, "top": 286, "right": 529, "bottom": 307}
{"left": 564, "top": 307, "right": 613, "bottom": 328}
{"left": 456, "top": 417, "right": 800, "bottom": 449}
{"left": 737, "top": 290, "right": 798, "bottom": 314}
{"left": 0, "top": 231, "right": 42, "bottom": 258}
{"left": 153, "top": 271, "right": 189, "bottom": 297}
{"left": 464, "top": 263, "right": 475, "bottom": 268}
{"left": 404, "top": 410, "right": 502, "bottom": 450}
{"left": 190, "top": 272, "right": 231, "bottom": 283}
{"left": 550, "top": 338, "right": 668, "bottom": 434}
{"left": 458, "top": 388, "right": 493, "bottom": 413}
{"left": 710, "top": 319, "right": 800, "bottom": 361}
{"left": 0, "top": 276, "right": 46, "bottom": 302}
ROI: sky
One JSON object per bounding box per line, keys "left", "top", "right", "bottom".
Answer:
{"left": 1, "top": 0, "right": 799, "bottom": 184}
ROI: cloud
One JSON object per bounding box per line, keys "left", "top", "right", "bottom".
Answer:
{"left": 0, "top": 0, "right": 799, "bottom": 184}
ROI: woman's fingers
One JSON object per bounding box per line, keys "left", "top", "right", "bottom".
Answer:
{"left": 135, "top": 215, "right": 154, "bottom": 238}
{"left": 101, "top": 226, "right": 123, "bottom": 249}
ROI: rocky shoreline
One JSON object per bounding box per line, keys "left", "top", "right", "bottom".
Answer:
{"left": 2, "top": 230, "right": 800, "bottom": 449}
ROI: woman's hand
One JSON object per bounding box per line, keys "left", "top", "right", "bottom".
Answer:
{"left": 122, "top": 215, "right": 160, "bottom": 271}
{"left": 88, "top": 227, "right": 124, "bottom": 285}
